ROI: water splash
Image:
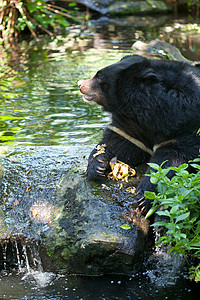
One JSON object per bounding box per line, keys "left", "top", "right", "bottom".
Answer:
{"left": 15, "top": 241, "right": 23, "bottom": 272}
{"left": 2, "top": 243, "right": 8, "bottom": 270}
{"left": 0, "top": 238, "right": 55, "bottom": 288}
{"left": 145, "top": 228, "right": 185, "bottom": 287}
{"left": 21, "top": 244, "right": 55, "bottom": 288}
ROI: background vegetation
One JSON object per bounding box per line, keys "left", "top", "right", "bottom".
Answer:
{"left": 145, "top": 156, "right": 200, "bottom": 282}
{"left": 0, "top": 0, "right": 82, "bottom": 47}
{"left": 0, "top": 1, "right": 200, "bottom": 47}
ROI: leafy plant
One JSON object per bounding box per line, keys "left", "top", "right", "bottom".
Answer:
{"left": 145, "top": 158, "right": 200, "bottom": 281}
{"left": 0, "top": 0, "right": 81, "bottom": 46}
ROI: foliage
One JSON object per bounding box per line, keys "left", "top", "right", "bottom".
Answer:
{"left": 121, "top": 224, "right": 131, "bottom": 230}
{"left": 145, "top": 158, "right": 200, "bottom": 281}
{"left": 187, "top": 0, "right": 200, "bottom": 6}
{"left": 167, "top": 0, "right": 200, "bottom": 7}
{"left": 0, "top": 0, "right": 81, "bottom": 46}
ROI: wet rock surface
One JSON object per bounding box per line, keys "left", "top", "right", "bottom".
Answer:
{"left": 132, "top": 40, "right": 200, "bottom": 66}
{"left": 109, "top": 0, "right": 172, "bottom": 15}
{"left": 75, "top": 0, "right": 172, "bottom": 15}
{"left": 132, "top": 40, "right": 192, "bottom": 61}
{"left": 77, "top": 0, "right": 114, "bottom": 14}
{"left": 0, "top": 146, "right": 151, "bottom": 275}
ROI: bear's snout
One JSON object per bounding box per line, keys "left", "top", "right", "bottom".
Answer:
{"left": 78, "top": 78, "right": 98, "bottom": 103}
{"left": 77, "top": 79, "right": 92, "bottom": 95}
{"left": 77, "top": 80, "right": 84, "bottom": 88}
{"left": 78, "top": 77, "right": 108, "bottom": 107}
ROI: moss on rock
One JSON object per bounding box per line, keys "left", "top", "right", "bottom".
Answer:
{"left": 109, "top": 0, "right": 172, "bottom": 15}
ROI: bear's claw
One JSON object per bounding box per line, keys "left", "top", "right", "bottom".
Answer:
{"left": 136, "top": 194, "right": 152, "bottom": 215}
{"left": 87, "top": 154, "right": 110, "bottom": 180}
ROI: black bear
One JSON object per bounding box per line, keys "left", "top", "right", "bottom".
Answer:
{"left": 78, "top": 55, "right": 200, "bottom": 214}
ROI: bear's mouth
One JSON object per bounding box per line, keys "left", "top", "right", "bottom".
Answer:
{"left": 82, "top": 94, "right": 97, "bottom": 104}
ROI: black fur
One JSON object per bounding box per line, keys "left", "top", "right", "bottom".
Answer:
{"left": 78, "top": 55, "right": 200, "bottom": 214}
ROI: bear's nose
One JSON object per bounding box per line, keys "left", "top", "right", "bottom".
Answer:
{"left": 78, "top": 80, "right": 83, "bottom": 87}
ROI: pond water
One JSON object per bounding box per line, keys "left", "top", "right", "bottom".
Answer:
{"left": 0, "top": 13, "right": 200, "bottom": 300}
{"left": 0, "top": 49, "right": 122, "bottom": 147}
{"left": 0, "top": 271, "right": 199, "bottom": 300}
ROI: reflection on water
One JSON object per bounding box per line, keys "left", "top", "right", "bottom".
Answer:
{"left": 0, "top": 49, "right": 127, "bottom": 146}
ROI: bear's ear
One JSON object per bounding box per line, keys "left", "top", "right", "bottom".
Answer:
{"left": 134, "top": 66, "right": 159, "bottom": 83}
{"left": 140, "top": 68, "right": 159, "bottom": 81}
{"left": 121, "top": 58, "right": 159, "bottom": 83}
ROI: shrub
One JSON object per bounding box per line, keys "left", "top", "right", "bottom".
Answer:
{"left": 145, "top": 157, "right": 200, "bottom": 281}
{"left": 0, "top": 0, "right": 80, "bottom": 46}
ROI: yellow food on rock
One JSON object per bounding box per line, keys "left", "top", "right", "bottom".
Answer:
{"left": 93, "top": 144, "right": 106, "bottom": 157}
{"left": 108, "top": 160, "right": 136, "bottom": 182}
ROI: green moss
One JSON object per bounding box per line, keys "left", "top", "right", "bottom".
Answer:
{"left": 109, "top": 1, "right": 171, "bottom": 15}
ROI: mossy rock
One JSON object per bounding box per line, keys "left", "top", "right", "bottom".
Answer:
{"left": 0, "top": 146, "right": 151, "bottom": 275}
{"left": 109, "top": 0, "right": 172, "bottom": 15}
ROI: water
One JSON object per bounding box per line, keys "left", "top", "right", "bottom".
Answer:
{"left": 1, "top": 49, "right": 124, "bottom": 147}
{"left": 0, "top": 13, "right": 200, "bottom": 300}
{"left": 0, "top": 272, "right": 199, "bottom": 300}
{"left": 0, "top": 238, "right": 199, "bottom": 299}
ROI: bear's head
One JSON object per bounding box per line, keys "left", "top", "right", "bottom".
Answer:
{"left": 78, "top": 55, "right": 158, "bottom": 112}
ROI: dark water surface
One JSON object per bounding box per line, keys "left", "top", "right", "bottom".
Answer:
{"left": 0, "top": 14, "right": 200, "bottom": 300}
{"left": 0, "top": 271, "right": 199, "bottom": 300}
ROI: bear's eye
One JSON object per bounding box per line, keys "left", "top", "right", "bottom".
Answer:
{"left": 99, "top": 81, "right": 108, "bottom": 91}
{"left": 95, "top": 71, "right": 108, "bottom": 91}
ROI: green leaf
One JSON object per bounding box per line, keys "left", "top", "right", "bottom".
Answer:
{"left": 194, "top": 269, "right": 200, "bottom": 282}
{"left": 170, "top": 205, "right": 179, "bottom": 215}
{"left": 190, "top": 164, "right": 200, "bottom": 170}
{"left": 175, "top": 212, "right": 190, "bottom": 223}
{"left": 59, "top": 19, "right": 70, "bottom": 28}
{"left": 121, "top": 224, "right": 131, "bottom": 230}
{"left": 179, "top": 233, "right": 187, "bottom": 239}
{"left": 160, "top": 160, "right": 169, "bottom": 167}
{"left": 165, "top": 188, "right": 175, "bottom": 196}
{"left": 152, "top": 221, "right": 169, "bottom": 227}
{"left": 26, "top": 3, "right": 38, "bottom": 13}
{"left": 145, "top": 205, "right": 160, "bottom": 219}
{"left": 150, "top": 176, "right": 159, "bottom": 184}
{"left": 161, "top": 168, "right": 170, "bottom": 176}
{"left": 148, "top": 162, "right": 160, "bottom": 171}
{"left": 68, "top": 2, "right": 77, "bottom": 7}
{"left": 157, "top": 210, "right": 171, "bottom": 217}
{"left": 157, "top": 181, "right": 168, "bottom": 194}
{"left": 144, "top": 191, "right": 156, "bottom": 200}
{"left": 170, "top": 166, "right": 179, "bottom": 172}
{"left": 190, "top": 176, "right": 200, "bottom": 185}
{"left": 191, "top": 157, "right": 200, "bottom": 163}
{"left": 178, "top": 164, "right": 189, "bottom": 170}
{"left": 182, "top": 189, "right": 193, "bottom": 198}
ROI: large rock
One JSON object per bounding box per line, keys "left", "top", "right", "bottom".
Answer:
{"left": 132, "top": 40, "right": 200, "bottom": 66}
{"left": 74, "top": 0, "right": 172, "bottom": 15}
{"left": 108, "top": 1, "right": 172, "bottom": 15}
{"left": 0, "top": 146, "right": 151, "bottom": 275}
{"left": 76, "top": 0, "right": 113, "bottom": 14}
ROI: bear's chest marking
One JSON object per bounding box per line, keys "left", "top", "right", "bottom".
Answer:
{"left": 107, "top": 125, "right": 176, "bottom": 155}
